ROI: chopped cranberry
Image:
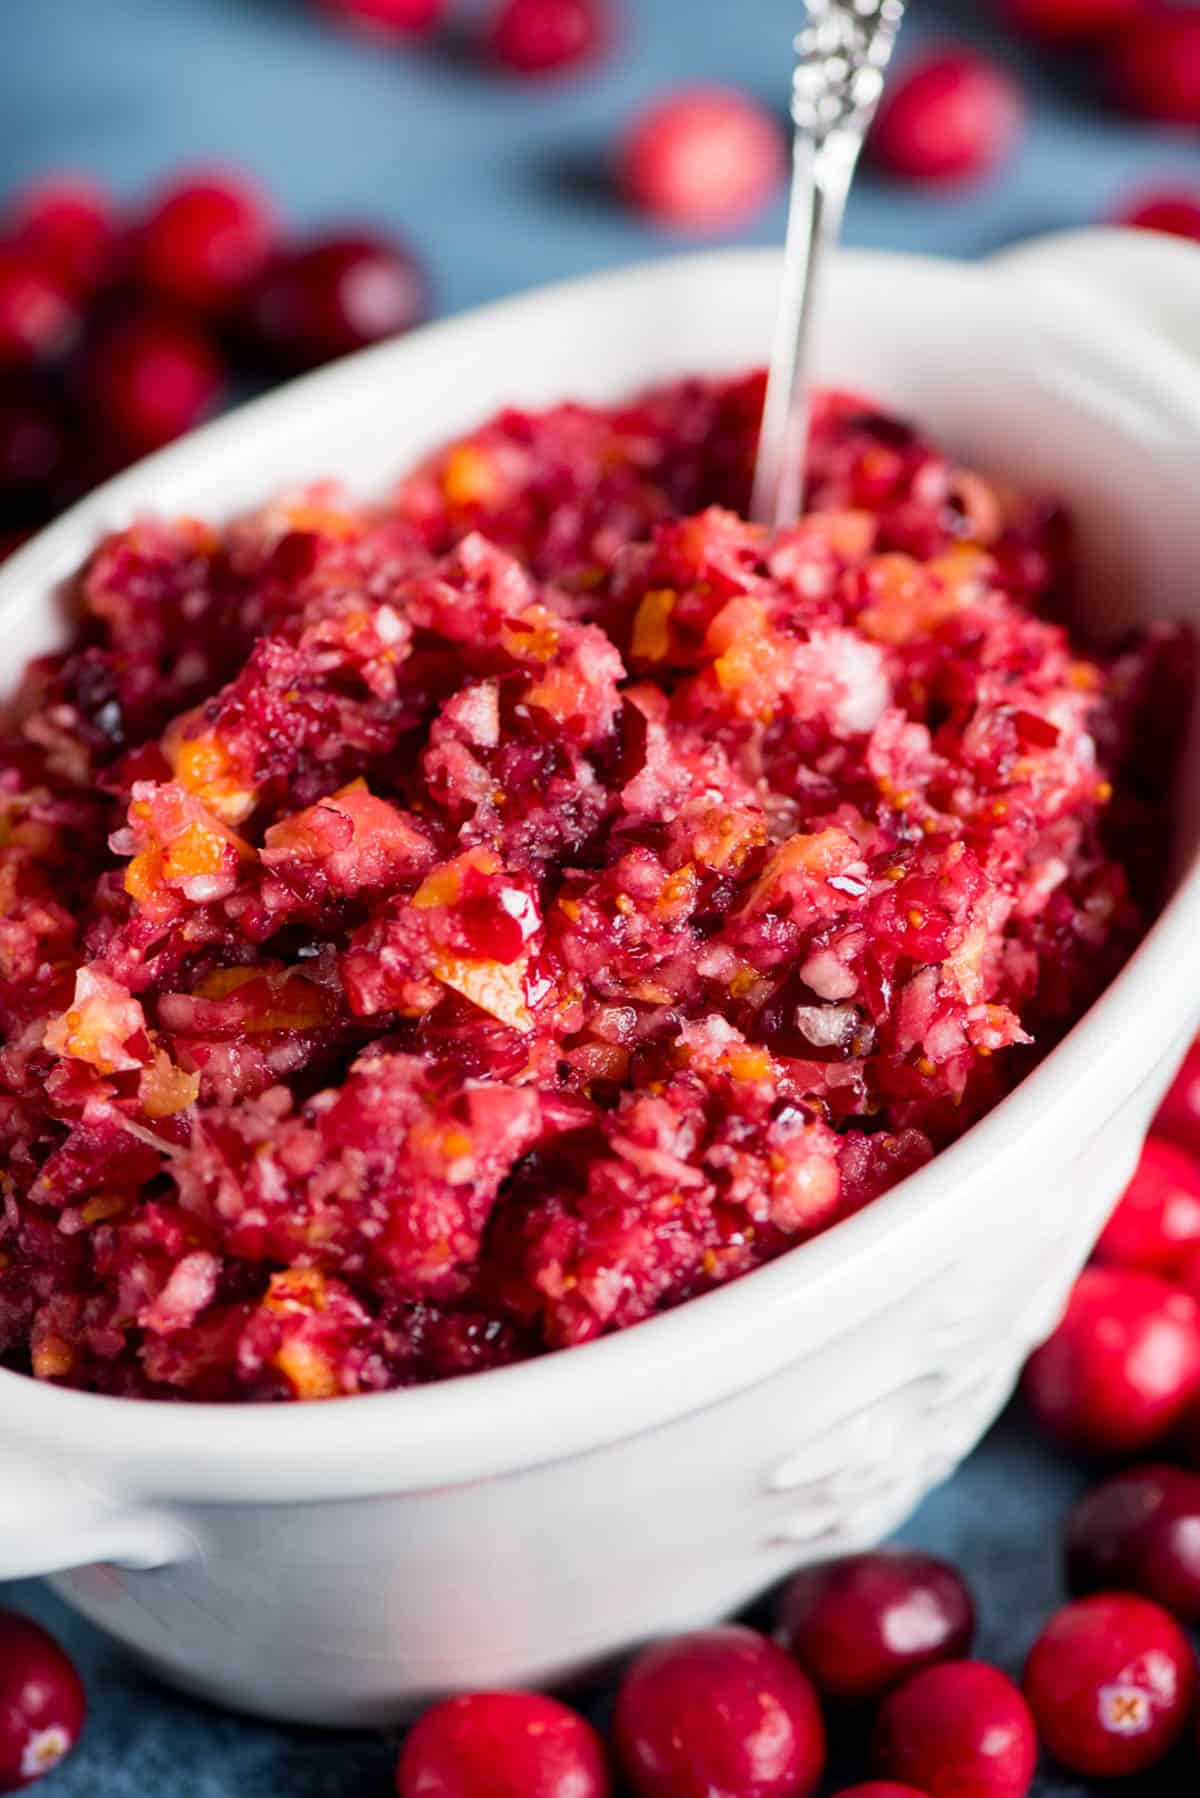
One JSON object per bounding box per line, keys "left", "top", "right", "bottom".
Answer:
{"left": 1109, "top": 11, "right": 1200, "bottom": 125}
{"left": 135, "top": 170, "right": 275, "bottom": 318}
{"left": 9, "top": 174, "right": 119, "bottom": 294}
{"left": 242, "top": 231, "right": 429, "bottom": 371}
{"left": 0, "top": 1609, "right": 85, "bottom": 1791}
{"left": 614, "top": 1625, "right": 825, "bottom": 1798}
{"left": 1094, "top": 1136, "right": 1200, "bottom": 1276}
{"left": 80, "top": 307, "right": 224, "bottom": 454}
{"left": 1115, "top": 188, "right": 1200, "bottom": 243}
{"left": 0, "top": 251, "right": 79, "bottom": 368}
{"left": 777, "top": 1551, "right": 975, "bottom": 1703}
{"left": 1066, "top": 1462, "right": 1200, "bottom": 1619}
{"left": 1155, "top": 1038, "right": 1200, "bottom": 1153}
{"left": 1021, "top": 1266, "right": 1200, "bottom": 1456}
{"left": 316, "top": 0, "right": 445, "bottom": 36}
{"left": 486, "top": 0, "right": 611, "bottom": 75}
{"left": 872, "top": 1661, "right": 1037, "bottom": 1798}
{"left": 396, "top": 1692, "right": 610, "bottom": 1797}
{"left": 1023, "top": 1593, "right": 1196, "bottom": 1777}
{"left": 0, "top": 381, "right": 70, "bottom": 515}
{"left": 459, "top": 888, "right": 540, "bottom": 963}
{"left": 618, "top": 87, "right": 787, "bottom": 232}
{"left": 869, "top": 51, "right": 1026, "bottom": 186}
{"left": 1001, "top": 0, "right": 1146, "bottom": 40}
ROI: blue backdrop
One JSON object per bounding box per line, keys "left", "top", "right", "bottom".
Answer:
{"left": 1, "top": 2, "right": 1197, "bottom": 1792}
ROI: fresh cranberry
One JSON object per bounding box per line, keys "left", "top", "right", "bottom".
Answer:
{"left": 242, "top": 231, "right": 429, "bottom": 371}
{"left": 9, "top": 175, "right": 119, "bottom": 293}
{"left": 1023, "top": 1593, "right": 1196, "bottom": 1777}
{"left": 395, "top": 1691, "right": 610, "bottom": 1798}
{"left": 1020, "top": 1266, "right": 1200, "bottom": 1456}
{"left": 1094, "top": 1136, "right": 1200, "bottom": 1275}
{"left": 614, "top": 1624, "right": 825, "bottom": 1798}
{"left": 315, "top": 0, "right": 445, "bottom": 37}
{"left": 833, "top": 1787, "right": 931, "bottom": 1798}
{"left": 486, "top": 0, "right": 610, "bottom": 75}
{"left": 1155, "top": 1038, "right": 1200, "bottom": 1152}
{"left": 0, "top": 1609, "right": 85, "bottom": 1791}
{"left": 777, "top": 1551, "right": 975, "bottom": 1703}
{"left": 136, "top": 170, "right": 274, "bottom": 317}
{"left": 1001, "top": 0, "right": 1146, "bottom": 40}
{"left": 0, "top": 381, "right": 70, "bottom": 514}
{"left": 869, "top": 51, "right": 1026, "bottom": 185}
{"left": 80, "top": 308, "right": 224, "bottom": 454}
{"left": 1114, "top": 189, "right": 1200, "bottom": 243}
{"left": 618, "top": 87, "right": 787, "bottom": 232}
{"left": 1066, "top": 1462, "right": 1200, "bottom": 1618}
{"left": 1109, "top": 10, "right": 1200, "bottom": 124}
{"left": 872, "top": 1662, "right": 1037, "bottom": 1798}
{"left": 0, "top": 252, "right": 79, "bottom": 368}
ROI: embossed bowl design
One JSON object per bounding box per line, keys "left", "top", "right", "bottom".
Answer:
{"left": 2, "top": 229, "right": 1200, "bottom": 1727}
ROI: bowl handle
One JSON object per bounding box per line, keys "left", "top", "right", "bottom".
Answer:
{"left": 0, "top": 1456, "right": 192, "bottom": 1580}
{"left": 990, "top": 226, "right": 1200, "bottom": 368}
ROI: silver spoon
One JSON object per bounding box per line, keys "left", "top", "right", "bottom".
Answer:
{"left": 751, "top": 0, "right": 907, "bottom": 530}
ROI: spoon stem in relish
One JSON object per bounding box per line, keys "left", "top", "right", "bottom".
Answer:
{"left": 751, "top": 0, "right": 907, "bottom": 531}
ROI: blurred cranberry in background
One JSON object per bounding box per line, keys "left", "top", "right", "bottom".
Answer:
{"left": 0, "top": 379, "right": 71, "bottom": 517}
{"left": 136, "top": 170, "right": 275, "bottom": 318}
{"left": 1065, "top": 1461, "right": 1200, "bottom": 1616}
{"left": 486, "top": 0, "right": 611, "bottom": 76}
{"left": 1000, "top": 0, "right": 1148, "bottom": 42}
{"left": 869, "top": 51, "right": 1026, "bottom": 185}
{"left": 1154, "top": 1039, "right": 1200, "bottom": 1150}
{"left": 0, "top": 251, "right": 79, "bottom": 368}
{"left": 1094, "top": 1135, "right": 1200, "bottom": 1276}
{"left": 10, "top": 175, "right": 119, "bottom": 294}
{"left": 1021, "top": 1266, "right": 1200, "bottom": 1456}
{"left": 618, "top": 87, "right": 786, "bottom": 232}
{"left": 242, "top": 230, "right": 429, "bottom": 370}
{"left": 1116, "top": 188, "right": 1200, "bottom": 241}
{"left": 1109, "top": 10, "right": 1200, "bottom": 125}
{"left": 80, "top": 307, "right": 224, "bottom": 453}
{"left": 315, "top": 0, "right": 445, "bottom": 37}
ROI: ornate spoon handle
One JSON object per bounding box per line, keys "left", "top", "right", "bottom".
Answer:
{"left": 750, "top": 0, "right": 907, "bottom": 530}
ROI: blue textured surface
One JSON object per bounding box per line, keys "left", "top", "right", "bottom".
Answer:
{"left": 1, "top": 1, "right": 1199, "bottom": 1792}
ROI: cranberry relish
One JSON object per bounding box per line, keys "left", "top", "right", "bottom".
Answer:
{"left": 0, "top": 377, "right": 1183, "bottom": 1401}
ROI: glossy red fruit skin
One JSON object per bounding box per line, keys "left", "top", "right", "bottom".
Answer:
{"left": 833, "top": 1786, "right": 930, "bottom": 1798}
{"left": 316, "top": 0, "right": 445, "bottom": 37}
{"left": 10, "top": 175, "right": 118, "bottom": 293}
{"left": 777, "top": 1551, "right": 975, "bottom": 1703}
{"left": 1155, "top": 1039, "right": 1200, "bottom": 1153}
{"left": 618, "top": 87, "right": 787, "bottom": 233}
{"left": 1115, "top": 190, "right": 1200, "bottom": 243}
{"left": 395, "top": 1691, "right": 610, "bottom": 1798}
{"left": 1023, "top": 1592, "right": 1197, "bottom": 1777}
{"left": 1109, "top": 11, "right": 1200, "bottom": 125}
{"left": 242, "top": 232, "right": 430, "bottom": 372}
{"left": 0, "top": 1609, "right": 86, "bottom": 1791}
{"left": 1066, "top": 1462, "right": 1200, "bottom": 1618}
{"left": 869, "top": 51, "right": 1026, "bottom": 185}
{"left": 1020, "top": 1266, "right": 1200, "bottom": 1456}
{"left": 487, "top": 0, "right": 610, "bottom": 75}
{"left": 614, "top": 1625, "right": 825, "bottom": 1798}
{"left": 1001, "top": 0, "right": 1147, "bottom": 42}
{"left": 872, "top": 1661, "right": 1037, "bottom": 1798}
{"left": 0, "top": 253, "right": 79, "bottom": 369}
{"left": 80, "top": 308, "right": 224, "bottom": 454}
{"left": 136, "top": 171, "right": 275, "bottom": 317}
{"left": 1094, "top": 1136, "right": 1200, "bottom": 1276}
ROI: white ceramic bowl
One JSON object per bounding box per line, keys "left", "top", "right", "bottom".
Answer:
{"left": 3, "top": 228, "right": 1200, "bottom": 1728}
